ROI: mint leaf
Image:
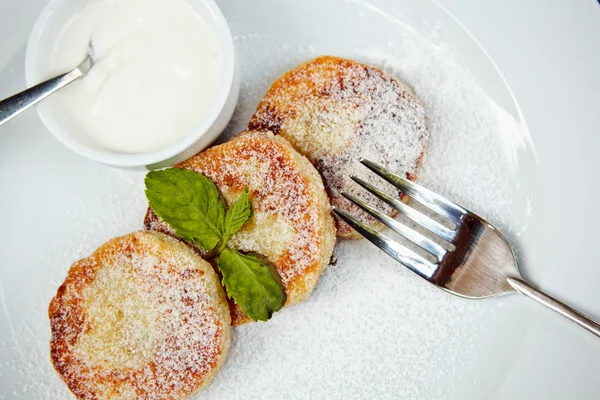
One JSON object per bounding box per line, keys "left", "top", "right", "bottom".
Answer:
{"left": 223, "top": 187, "right": 253, "bottom": 242}
{"left": 146, "top": 170, "right": 284, "bottom": 321}
{"left": 145, "top": 168, "right": 226, "bottom": 251}
{"left": 217, "top": 248, "right": 286, "bottom": 321}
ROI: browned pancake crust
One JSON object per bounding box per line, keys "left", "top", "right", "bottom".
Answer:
{"left": 249, "top": 55, "right": 430, "bottom": 238}
{"left": 145, "top": 131, "right": 336, "bottom": 325}
{"left": 49, "top": 231, "right": 230, "bottom": 399}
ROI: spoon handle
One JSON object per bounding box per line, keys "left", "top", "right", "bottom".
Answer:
{"left": 0, "top": 67, "right": 84, "bottom": 127}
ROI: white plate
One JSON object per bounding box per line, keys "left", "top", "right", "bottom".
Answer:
{"left": 0, "top": 0, "right": 599, "bottom": 399}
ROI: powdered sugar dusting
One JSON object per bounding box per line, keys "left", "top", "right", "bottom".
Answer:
{"left": 353, "top": 46, "right": 518, "bottom": 230}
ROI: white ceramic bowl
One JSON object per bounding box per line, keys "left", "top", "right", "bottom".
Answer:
{"left": 25, "top": 0, "right": 240, "bottom": 169}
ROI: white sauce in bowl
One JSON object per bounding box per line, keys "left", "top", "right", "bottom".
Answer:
{"left": 46, "top": 0, "right": 221, "bottom": 154}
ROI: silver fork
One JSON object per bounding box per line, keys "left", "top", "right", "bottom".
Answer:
{"left": 333, "top": 158, "right": 600, "bottom": 337}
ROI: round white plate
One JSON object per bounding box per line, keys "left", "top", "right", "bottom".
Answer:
{"left": 1, "top": 0, "right": 599, "bottom": 399}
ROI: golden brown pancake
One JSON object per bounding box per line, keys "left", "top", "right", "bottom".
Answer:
{"left": 49, "top": 231, "right": 230, "bottom": 399}
{"left": 249, "top": 55, "right": 430, "bottom": 238}
{"left": 145, "top": 131, "right": 336, "bottom": 325}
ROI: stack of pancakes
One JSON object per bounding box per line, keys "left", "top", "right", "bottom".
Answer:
{"left": 49, "top": 56, "right": 429, "bottom": 399}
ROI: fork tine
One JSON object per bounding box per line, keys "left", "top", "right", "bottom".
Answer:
{"left": 360, "top": 158, "right": 466, "bottom": 223}
{"left": 341, "top": 192, "right": 447, "bottom": 262}
{"left": 351, "top": 176, "right": 455, "bottom": 243}
{"left": 332, "top": 206, "right": 438, "bottom": 279}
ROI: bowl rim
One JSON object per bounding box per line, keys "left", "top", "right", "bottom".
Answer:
{"left": 25, "top": 0, "right": 236, "bottom": 168}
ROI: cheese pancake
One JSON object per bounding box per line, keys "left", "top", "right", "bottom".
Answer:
{"left": 145, "top": 131, "right": 336, "bottom": 325}
{"left": 49, "top": 231, "right": 230, "bottom": 399}
{"left": 249, "top": 56, "right": 430, "bottom": 238}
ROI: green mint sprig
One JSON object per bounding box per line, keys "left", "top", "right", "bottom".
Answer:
{"left": 145, "top": 168, "right": 286, "bottom": 322}
{"left": 221, "top": 187, "right": 253, "bottom": 253}
{"left": 145, "top": 168, "right": 226, "bottom": 251}
{"left": 218, "top": 249, "right": 286, "bottom": 321}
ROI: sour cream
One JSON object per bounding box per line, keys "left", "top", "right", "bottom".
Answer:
{"left": 46, "top": 0, "right": 222, "bottom": 154}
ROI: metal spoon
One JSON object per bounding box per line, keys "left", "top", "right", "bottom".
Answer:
{"left": 0, "top": 44, "right": 94, "bottom": 127}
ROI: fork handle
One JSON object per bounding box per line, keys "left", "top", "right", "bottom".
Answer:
{"left": 507, "top": 277, "right": 600, "bottom": 338}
